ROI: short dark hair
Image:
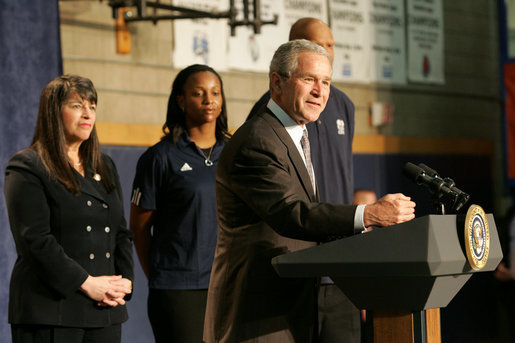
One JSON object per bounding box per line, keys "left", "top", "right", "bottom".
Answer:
{"left": 162, "top": 64, "right": 230, "bottom": 143}
{"left": 31, "top": 74, "right": 114, "bottom": 194}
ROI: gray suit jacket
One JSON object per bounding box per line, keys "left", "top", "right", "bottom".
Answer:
{"left": 204, "top": 108, "right": 357, "bottom": 343}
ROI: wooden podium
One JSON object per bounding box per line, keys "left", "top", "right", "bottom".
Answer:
{"left": 271, "top": 214, "right": 503, "bottom": 343}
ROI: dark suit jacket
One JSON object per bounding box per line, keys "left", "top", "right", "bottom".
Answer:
{"left": 247, "top": 85, "right": 355, "bottom": 205}
{"left": 204, "top": 108, "right": 357, "bottom": 343}
{"left": 4, "top": 149, "right": 134, "bottom": 327}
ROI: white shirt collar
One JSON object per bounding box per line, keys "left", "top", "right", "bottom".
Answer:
{"left": 267, "top": 98, "right": 316, "bottom": 195}
{"left": 267, "top": 99, "right": 304, "bottom": 148}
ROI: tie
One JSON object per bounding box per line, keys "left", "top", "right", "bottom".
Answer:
{"left": 300, "top": 129, "right": 315, "bottom": 193}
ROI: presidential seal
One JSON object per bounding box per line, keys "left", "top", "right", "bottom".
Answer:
{"left": 464, "top": 204, "right": 490, "bottom": 270}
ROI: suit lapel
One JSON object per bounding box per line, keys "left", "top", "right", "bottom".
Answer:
{"left": 262, "top": 109, "right": 317, "bottom": 202}
{"left": 79, "top": 170, "right": 108, "bottom": 203}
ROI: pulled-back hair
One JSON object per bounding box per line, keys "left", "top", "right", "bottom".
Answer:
{"left": 162, "top": 64, "right": 230, "bottom": 143}
{"left": 31, "top": 74, "right": 114, "bottom": 194}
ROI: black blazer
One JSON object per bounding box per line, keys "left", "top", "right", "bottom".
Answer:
{"left": 4, "top": 149, "right": 134, "bottom": 327}
{"left": 204, "top": 108, "right": 357, "bottom": 342}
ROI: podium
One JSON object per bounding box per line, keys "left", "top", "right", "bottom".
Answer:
{"left": 271, "top": 214, "right": 503, "bottom": 343}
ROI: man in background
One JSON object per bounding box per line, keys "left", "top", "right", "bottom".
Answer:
{"left": 247, "top": 18, "right": 359, "bottom": 342}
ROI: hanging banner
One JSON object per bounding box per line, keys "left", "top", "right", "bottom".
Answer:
{"left": 227, "top": 0, "right": 327, "bottom": 72}
{"left": 172, "top": 0, "right": 228, "bottom": 70}
{"left": 407, "top": 0, "right": 444, "bottom": 83}
{"left": 330, "top": 0, "right": 370, "bottom": 82}
{"left": 504, "top": 63, "right": 515, "bottom": 180}
{"left": 368, "top": 0, "right": 406, "bottom": 84}
{"left": 227, "top": 0, "right": 287, "bottom": 72}
{"left": 283, "top": 0, "right": 327, "bottom": 26}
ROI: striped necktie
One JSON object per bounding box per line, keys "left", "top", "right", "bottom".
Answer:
{"left": 300, "top": 129, "right": 316, "bottom": 193}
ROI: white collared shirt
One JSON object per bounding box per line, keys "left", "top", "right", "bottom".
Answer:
{"left": 268, "top": 99, "right": 316, "bottom": 193}
{"left": 267, "top": 99, "right": 366, "bottom": 231}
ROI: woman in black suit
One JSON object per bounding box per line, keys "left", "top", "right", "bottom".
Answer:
{"left": 4, "top": 75, "right": 134, "bottom": 343}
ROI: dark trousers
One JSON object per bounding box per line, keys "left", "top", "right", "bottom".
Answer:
{"left": 148, "top": 288, "right": 208, "bottom": 343}
{"left": 318, "top": 284, "right": 361, "bottom": 343}
{"left": 11, "top": 324, "right": 121, "bottom": 343}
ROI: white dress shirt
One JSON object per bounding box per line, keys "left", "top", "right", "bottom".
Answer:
{"left": 267, "top": 99, "right": 366, "bottom": 231}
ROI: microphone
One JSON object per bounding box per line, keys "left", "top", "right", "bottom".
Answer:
{"left": 417, "top": 163, "right": 470, "bottom": 211}
{"left": 403, "top": 162, "right": 455, "bottom": 198}
{"left": 417, "top": 163, "right": 439, "bottom": 178}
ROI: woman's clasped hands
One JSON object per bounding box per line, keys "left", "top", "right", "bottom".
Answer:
{"left": 80, "top": 275, "right": 132, "bottom": 307}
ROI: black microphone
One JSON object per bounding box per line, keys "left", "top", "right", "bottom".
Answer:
{"left": 403, "top": 162, "right": 455, "bottom": 198}
{"left": 417, "top": 163, "right": 470, "bottom": 211}
{"left": 417, "top": 163, "right": 439, "bottom": 178}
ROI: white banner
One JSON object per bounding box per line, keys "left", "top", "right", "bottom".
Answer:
{"left": 172, "top": 0, "right": 411, "bottom": 84}
{"left": 330, "top": 0, "right": 370, "bottom": 82}
{"left": 368, "top": 0, "right": 406, "bottom": 84}
{"left": 407, "top": 0, "right": 444, "bottom": 83}
{"left": 227, "top": 0, "right": 287, "bottom": 72}
{"left": 227, "top": 0, "right": 327, "bottom": 72}
{"left": 283, "top": 0, "right": 327, "bottom": 27}
{"left": 172, "top": 0, "right": 228, "bottom": 70}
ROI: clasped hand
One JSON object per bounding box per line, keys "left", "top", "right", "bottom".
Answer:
{"left": 80, "top": 275, "right": 132, "bottom": 307}
{"left": 363, "top": 193, "right": 416, "bottom": 228}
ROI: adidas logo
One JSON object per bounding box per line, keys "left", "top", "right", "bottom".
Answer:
{"left": 180, "top": 163, "right": 193, "bottom": 171}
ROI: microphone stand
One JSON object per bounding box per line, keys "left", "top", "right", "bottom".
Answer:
{"left": 435, "top": 201, "right": 446, "bottom": 215}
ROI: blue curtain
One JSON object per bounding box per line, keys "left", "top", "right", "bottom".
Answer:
{"left": 0, "top": 0, "right": 62, "bottom": 339}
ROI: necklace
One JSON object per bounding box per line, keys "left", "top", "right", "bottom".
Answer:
{"left": 69, "top": 157, "right": 81, "bottom": 166}
{"left": 199, "top": 146, "right": 214, "bottom": 167}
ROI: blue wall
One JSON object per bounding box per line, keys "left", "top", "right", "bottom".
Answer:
{"left": 0, "top": 1, "right": 62, "bottom": 340}
{"left": 354, "top": 153, "right": 493, "bottom": 215}
{"left": 102, "top": 146, "right": 154, "bottom": 342}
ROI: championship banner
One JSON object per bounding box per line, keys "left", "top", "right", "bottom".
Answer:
{"left": 330, "top": 0, "right": 370, "bottom": 82}
{"left": 172, "top": 0, "right": 228, "bottom": 70}
{"left": 368, "top": 0, "right": 406, "bottom": 84}
{"left": 228, "top": 0, "right": 327, "bottom": 72}
{"left": 283, "top": 0, "right": 327, "bottom": 26}
{"left": 407, "top": 0, "right": 444, "bottom": 83}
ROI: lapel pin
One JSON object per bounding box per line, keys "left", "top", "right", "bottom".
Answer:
{"left": 93, "top": 173, "right": 102, "bottom": 181}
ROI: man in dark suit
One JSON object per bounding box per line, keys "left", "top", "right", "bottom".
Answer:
{"left": 247, "top": 18, "right": 360, "bottom": 342}
{"left": 248, "top": 18, "right": 354, "bottom": 205}
{"left": 203, "top": 39, "right": 415, "bottom": 343}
